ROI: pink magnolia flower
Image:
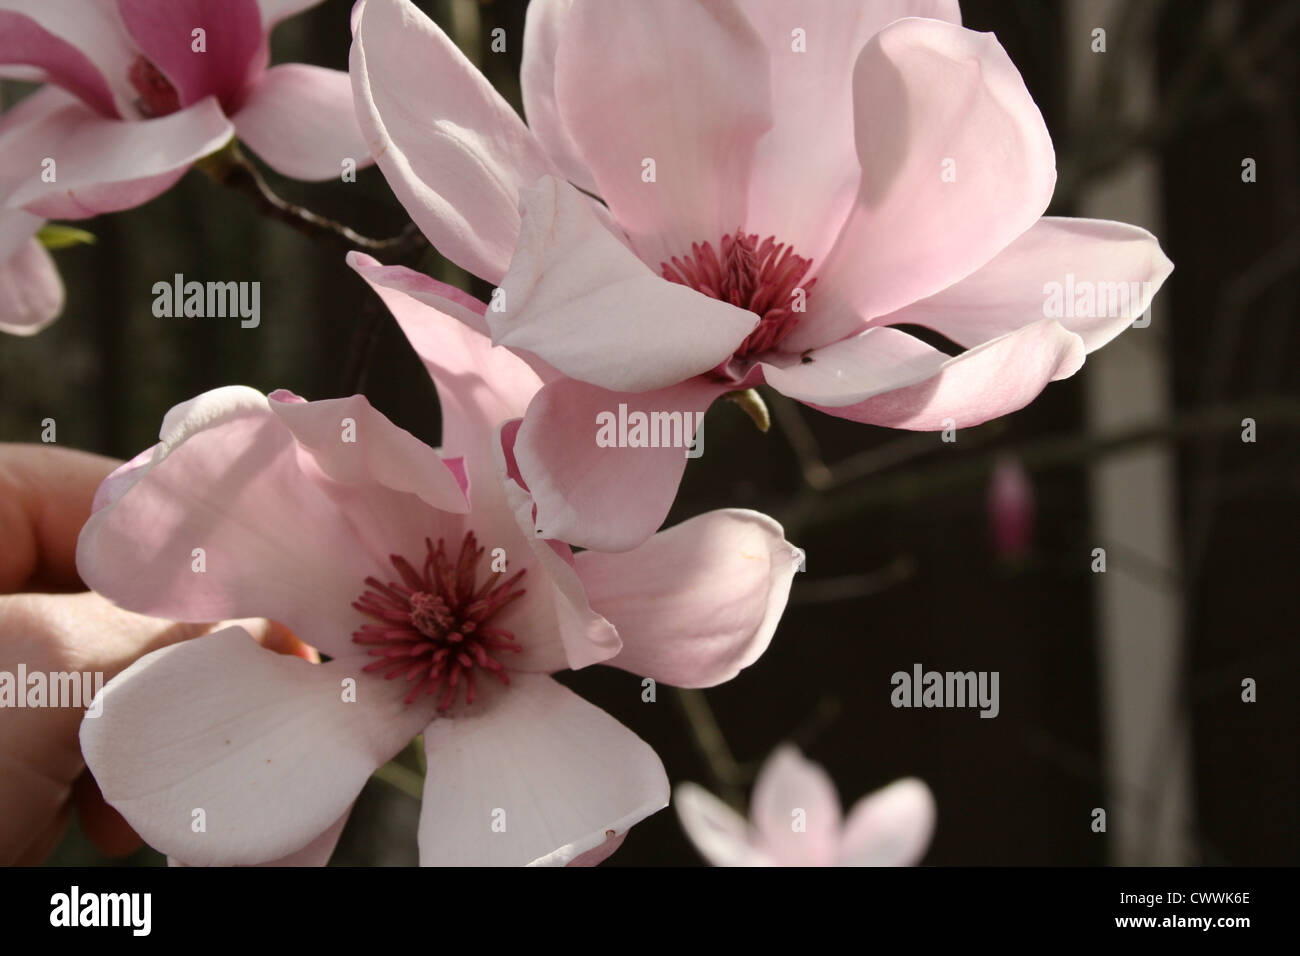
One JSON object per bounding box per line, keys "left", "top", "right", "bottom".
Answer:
{"left": 76, "top": 287, "right": 801, "bottom": 866}
{"left": 0, "top": 211, "right": 61, "bottom": 335}
{"left": 675, "top": 745, "right": 936, "bottom": 867}
{"left": 0, "top": 91, "right": 66, "bottom": 335}
{"left": 350, "top": 0, "right": 1174, "bottom": 551}
{"left": 0, "top": 0, "right": 370, "bottom": 223}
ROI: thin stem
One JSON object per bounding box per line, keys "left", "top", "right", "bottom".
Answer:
{"left": 197, "top": 140, "right": 427, "bottom": 257}
{"left": 769, "top": 393, "right": 831, "bottom": 490}
{"left": 787, "top": 556, "right": 918, "bottom": 606}
{"left": 672, "top": 688, "right": 749, "bottom": 811}
{"left": 340, "top": 294, "right": 384, "bottom": 396}
{"left": 372, "top": 759, "right": 424, "bottom": 801}
{"left": 780, "top": 398, "right": 1300, "bottom": 536}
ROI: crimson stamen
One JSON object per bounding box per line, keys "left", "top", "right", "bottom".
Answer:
{"left": 351, "top": 532, "right": 526, "bottom": 709}
{"left": 128, "top": 57, "right": 181, "bottom": 118}
{"left": 661, "top": 228, "right": 817, "bottom": 359}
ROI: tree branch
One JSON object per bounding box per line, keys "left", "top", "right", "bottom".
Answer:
{"left": 197, "top": 140, "right": 427, "bottom": 258}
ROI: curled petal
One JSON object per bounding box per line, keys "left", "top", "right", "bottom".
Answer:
{"left": 234, "top": 65, "right": 373, "bottom": 181}
{"left": 880, "top": 217, "right": 1174, "bottom": 353}
{"left": 578, "top": 509, "right": 800, "bottom": 687}
{"left": 81, "top": 628, "right": 432, "bottom": 866}
{"left": 418, "top": 674, "right": 668, "bottom": 866}
{"left": 792, "top": 18, "right": 1056, "bottom": 349}
{"left": 349, "top": 0, "right": 556, "bottom": 282}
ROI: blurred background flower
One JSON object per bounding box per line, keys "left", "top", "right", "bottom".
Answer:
{"left": 989, "top": 455, "right": 1035, "bottom": 561}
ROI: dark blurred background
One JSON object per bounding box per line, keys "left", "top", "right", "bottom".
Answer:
{"left": 3, "top": 0, "right": 1296, "bottom": 865}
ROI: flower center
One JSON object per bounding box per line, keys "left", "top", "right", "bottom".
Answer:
{"left": 661, "top": 229, "right": 817, "bottom": 360}
{"left": 128, "top": 56, "right": 181, "bottom": 118}
{"left": 351, "top": 532, "right": 526, "bottom": 711}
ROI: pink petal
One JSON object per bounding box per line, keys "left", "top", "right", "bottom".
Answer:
{"left": 565, "top": 829, "right": 628, "bottom": 867}
{"left": 495, "top": 420, "right": 620, "bottom": 672}
{"left": 117, "top": 0, "right": 263, "bottom": 109}
{"left": 5, "top": 95, "right": 233, "bottom": 219}
{"left": 0, "top": 1, "right": 136, "bottom": 117}
{"left": 347, "top": 252, "right": 539, "bottom": 458}
{"left": 262, "top": 809, "right": 351, "bottom": 866}
{"left": 90, "top": 446, "right": 153, "bottom": 515}
{"left": 520, "top": 0, "right": 597, "bottom": 195}
{"left": 577, "top": 509, "right": 800, "bottom": 688}
{"left": 760, "top": 325, "right": 959, "bottom": 406}
{"left": 417, "top": 673, "right": 668, "bottom": 866}
{"left": 553, "top": 0, "right": 772, "bottom": 268}
{"left": 350, "top": 255, "right": 575, "bottom": 668}
{"left": 267, "top": 390, "right": 469, "bottom": 515}
{"left": 674, "top": 782, "right": 768, "bottom": 867}
{"left": 233, "top": 64, "right": 372, "bottom": 181}
{"left": 0, "top": 87, "right": 87, "bottom": 199}
{"left": 880, "top": 217, "right": 1174, "bottom": 353}
{"left": 838, "top": 777, "right": 936, "bottom": 866}
{"left": 346, "top": 252, "right": 491, "bottom": 337}
{"left": 794, "top": 320, "right": 1086, "bottom": 430}
{"left": 0, "top": 206, "right": 39, "bottom": 257}
{"left": 168, "top": 806, "right": 351, "bottom": 867}
{"left": 76, "top": 386, "right": 382, "bottom": 656}
{"left": 349, "top": 0, "right": 556, "bottom": 283}
{"left": 792, "top": 18, "right": 1056, "bottom": 350}
{"left": 0, "top": 15, "right": 114, "bottom": 118}
{"left": 0, "top": 64, "right": 48, "bottom": 83}
{"left": 0, "top": 80, "right": 73, "bottom": 139}
{"left": 741, "top": 0, "right": 962, "bottom": 263}
{"left": 751, "top": 745, "right": 842, "bottom": 866}
{"left": 81, "top": 626, "right": 433, "bottom": 866}
{"left": 494, "top": 176, "right": 756, "bottom": 392}
{"left": 513, "top": 376, "right": 726, "bottom": 552}
{"left": 0, "top": 215, "right": 63, "bottom": 336}
{"left": 255, "top": 392, "right": 467, "bottom": 613}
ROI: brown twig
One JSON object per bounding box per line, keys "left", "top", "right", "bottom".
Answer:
{"left": 196, "top": 140, "right": 427, "bottom": 258}
{"left": 672, "top": 688, "right": 750, "bottom": 811}
{"left": 779, "top": 398, "right": 1300, "bottom": 537}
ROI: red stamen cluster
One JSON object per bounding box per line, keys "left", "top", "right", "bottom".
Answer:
{"left": 351, "top": 532, "right": 526, "bottom": 710}
{"left": 128, "top": 56, "right": 181, "bottom": 118}
{"left": 662, "top": 229, "right": 817, "bottom": 359}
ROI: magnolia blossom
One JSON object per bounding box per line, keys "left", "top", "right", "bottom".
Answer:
{"left": 0, "top": 86, "right": 71, "bottom": 336}
{"left": 76, "top": 280, "right": 801, "bottom": 866}
{"left": 0, "top": 211, "right": 61, "bottom": 335}
{"left": 676, "top": 745, "right": 935, "bottom": 866}
{"left": 0, "top": 0, "right": 370, "bottom": 226}
{"left": 350, "top": 0, "right": 1174, "bottom": 551}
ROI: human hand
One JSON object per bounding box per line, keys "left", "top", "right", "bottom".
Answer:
{"left": 0, "top": 443, "right": 307, "bottom": 864}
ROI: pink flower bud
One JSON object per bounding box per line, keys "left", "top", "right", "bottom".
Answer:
{"left": 989, "top": 456, "right": 1034, "bottom": 560}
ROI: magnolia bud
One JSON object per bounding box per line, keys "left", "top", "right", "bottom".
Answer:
{"left": 989, "top": 456, "right": 1034, "bottom": 560}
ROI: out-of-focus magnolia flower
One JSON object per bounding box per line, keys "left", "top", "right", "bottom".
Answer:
{"left": 988, "top": 455, "right": 1034, "bottom": 560}
{"left": 350, "top": 0, "right": 1174, "bottom": 552}
{"left": 76, "top": 287, "right": 801, "bottom": 866}
{"left": 0, "top": 0, "right": 370, "bottom": 225}
{"left": 0, "top": 210, "right": 61, "bottom": 335}
{"left": 1, "top": 93, "right": 65, "bottom": 335}
{"left": 676, "top": 745, "right": 935, "bottom": 867}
